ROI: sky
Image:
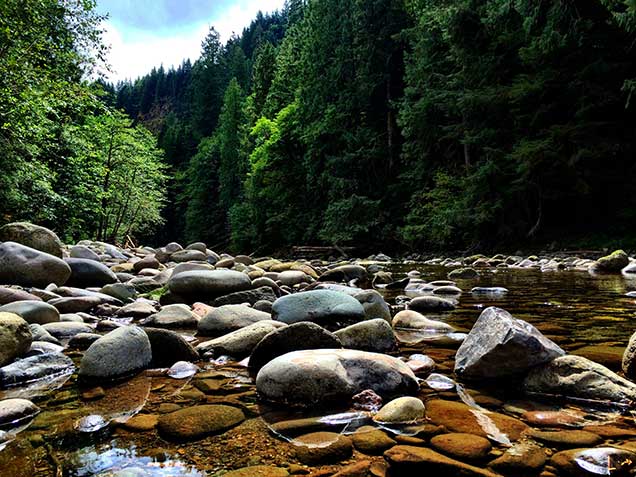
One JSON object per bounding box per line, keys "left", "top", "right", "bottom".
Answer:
{"left": 96, "top": 0, "right": 286, "bottom": 82}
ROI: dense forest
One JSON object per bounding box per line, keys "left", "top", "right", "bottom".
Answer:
{"left": 2, "top": 0, "right": 636, "bottom": 253}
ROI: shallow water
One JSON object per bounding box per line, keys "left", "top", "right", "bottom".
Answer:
{"left": 3, "top": 264, "right": 636, "bottom": 476}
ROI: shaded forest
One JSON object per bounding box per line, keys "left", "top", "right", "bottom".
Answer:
{"left": 2, "top": 0, "right": 636, "bottom": 253}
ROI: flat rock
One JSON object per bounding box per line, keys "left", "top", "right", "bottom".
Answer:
{"left": 384, "top": 445, "right": 501, "bottom": 477}
{"left": 529, "top": 429, "right": 602, "bottom": 448}
{"left": 293, "top": 432, "right": 353, "bottom": 465}
{"left": 79, "top": 326, "right": 152, "bottom": 381}
{"left": 157, "top": 404, "right": 245, "bottom": 441}
{"left": 196, "top": 320, "right": 285, "bottom": 358}
{"left": 524, "top": 355, "right": 636, "bottom": 406}
{"left": 48, "top": 296, "right": 101, "bottom": 314}
{"left": 430, "top": 433, "right": 492, "bottom": 460}
{"left": 488, "top": 441, "right": 547, "bottom": 475}
{"left": 455, "top": 307, "right": 564, "bottom": 379}
{"left": 271, "top": 290, "right": 366, "bottom": 330}
{"left": 248, "top": 322, "right": 342, "bottom": 374}
{"left": 223, "top": 466, "right": 288, "bottom": 477}
{"left": 352, "top": 426, "right": 396, "bottom": 454}
{"left": 426, "top": 400, "right": 528, "bottom": 441}
{"left": 256, "top": 349, "right": 418, "bottom": 406}
{"left": 0, "top": 242, "right": 71, "bottom": 287}
{"left": 198, "top": 304, "right": 271, "bottom": 336}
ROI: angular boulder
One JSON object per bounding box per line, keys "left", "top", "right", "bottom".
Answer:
{"left": 455, "top": 307, "right": 564, "bottom": 379}
{"left": 271, "top": 290, "right": 365, "bottom": 330}
{"left": 256, "top": 349, "right": 418, "bottom": 405}
{"left": 0, "top": 242, "right": 71, "bottom": 287}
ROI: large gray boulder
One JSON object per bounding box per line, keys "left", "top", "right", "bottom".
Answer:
{"left": 79, "top": 326, "right": 152, "bottom": 381}
{"left": 454, "top": 307, "right": 564, "bottom": 379}
{"left": 524, "top": 355, "right": 636, "bottom": 406}
{"left": 0, "top": 242, "right": 71, "bottom": 287}
{"left": 0, "top": 313, "right": 32, "bottom": 367}
{"left": 248, "top": 322, "right": 342, "bottom": 374}
{"left": 167, "top": 270, "right": 251, "bottom": 301}
{"left": 0, "top": 300, "right": 59, "bottom": 325}
{"left": 64, "top": 258, "right": 118, "bottom": 287}
{"left": 334, "top": 319, "right": 396, "bottom": 353}
{"left": 198, "top": 304, "right": 271, "bottom": 336}
{"left": 256, "top": 349, "right": 418, "bottom": 405}
{"left": 0, "top": 222, "right": 63, "bottom": 257}
{"left": 196, "top": 321, "right": 285, "bottom": 359}
{"left": 271, "top": 290, "right": 366, "bottom": 330}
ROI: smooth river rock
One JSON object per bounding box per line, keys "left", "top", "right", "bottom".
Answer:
{"left": 248, "top": 322, "right": 342, "bottom": 374}
{"left": 334, "top": 318, "right": 396, "bottom": 353}
{"left": 0, "top": 313, "right": 32, "bottom": 367}
{"left": 196, "top": 320, "right": 285, "bottom": 359}
{"left": 0, "top": 300, "right": 59, "bottom": 325}
{"left": 0, "top": 398, "right": 40, "bottom": 428}
{"left": 198, "top": 304, "right": 272, "bottom": 336}
{"left": 0, "top": 222, "right": 63, "bottom": 258}
{"left": 455, "top": 307, "right": 564, "bottom": 379}
{"left": 256, "top": 349, "right": 418, "bottom": 405}
{"left": 157, "top": 404, "right": 245, "bottom": 441}
{"left": 79, "top": 326, "right": 152, "bottom": 381}
{"left": 524, "top": 355, "right": 636, "bottom": 406}
{"left": 0, "top": 242, "right": 71, "bottom": 287}
{"left": 271, "top": 290, "right": 366, "bottom": 330}
{"left": 64, "top": 258, "right": 118, "bottom": 287}
{"left": 167, "top": 270, "right": 252, "bottom": 300}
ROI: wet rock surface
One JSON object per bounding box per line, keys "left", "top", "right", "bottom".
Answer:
{"left": 1, "top": 233, "right": 636, "bottom": 476}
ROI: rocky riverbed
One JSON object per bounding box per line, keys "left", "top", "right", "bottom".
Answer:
{"left": 2, "top": 222, "right": 636, "bottom": 476}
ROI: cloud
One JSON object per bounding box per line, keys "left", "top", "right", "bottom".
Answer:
{"left": 99, "top": 0, "right": 286, "bottom": 82}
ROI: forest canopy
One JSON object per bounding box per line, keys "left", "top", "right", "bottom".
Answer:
{"left": 1, "top": 0, "right": 635, "bottom": 252}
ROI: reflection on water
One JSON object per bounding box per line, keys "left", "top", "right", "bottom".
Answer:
{"left": 65, "top": 441, "right": 204, "bottom": 477}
